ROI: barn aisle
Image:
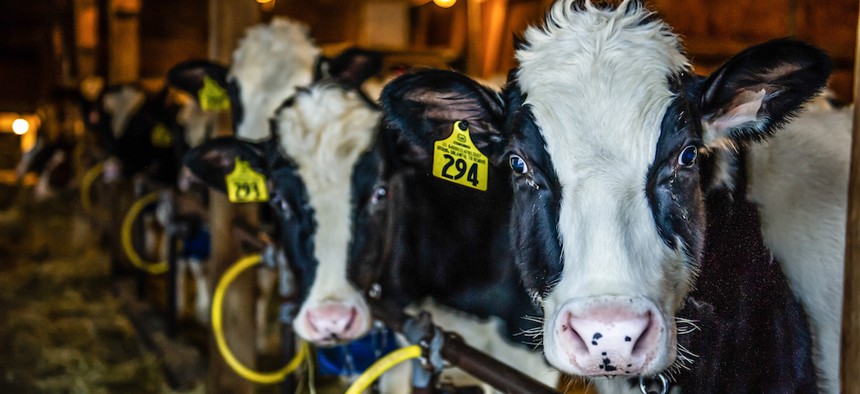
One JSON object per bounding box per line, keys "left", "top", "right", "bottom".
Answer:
{"left": 0, "top": 187, "right": 193, "bottom": 393}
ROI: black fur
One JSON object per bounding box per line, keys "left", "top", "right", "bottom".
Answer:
{"left": 349, "top": 69, "right": 542, "bottom": 343}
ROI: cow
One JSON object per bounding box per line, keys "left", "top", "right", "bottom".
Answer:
{"left": 169, "top": 17, "right": 389, "bottom": 352}
{"left": 183, "top": 60, "right": 562, "bottom": 394}
{"left": 374, "top": 0, "right": 840, "bottom": 392}
{"left": 517, "top": 0, "right": 835, "bottom": 392}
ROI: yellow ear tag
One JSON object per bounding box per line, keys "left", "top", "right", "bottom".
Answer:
{"left": 150, "top": 123, "right": 174, "bottom": 148}
{"left": 199, "top": 75, "right": 231, "bottom": 112}
{"left": 432, "top": 121, "right": 488, "bottom": 191}
{"left": 225, "top": 158, "right": 269, "bottom": 203}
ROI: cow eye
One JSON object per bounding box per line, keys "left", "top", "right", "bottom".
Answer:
{"left": 678, "top": 145, "right": 698, "bottom": 167}
{"left": 370, "top": 185, "right": 387, "bottom": 205}
{"left": 509, "top": 154, "right": 529, "bottom": 175}
{"left": 270, "top": 194, "right": 292, "bottom": 219}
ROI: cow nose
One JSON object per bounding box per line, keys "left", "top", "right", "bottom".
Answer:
{"left": 558, "top": 299, "right": 661, "bottom": 376}
{"left": 305, "top": 303, "right": 358, "bottom": 341}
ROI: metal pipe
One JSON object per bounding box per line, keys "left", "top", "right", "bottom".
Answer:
{"left": 369, "top": 299, "right": 559, "bottom": 394}
{"left": 165, "top": 220, "right": 186, "bottom": 338}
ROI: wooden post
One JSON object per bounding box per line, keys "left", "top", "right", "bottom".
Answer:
{"left": 107, "top": 0, "right": 140, "bottom": 84}
{"left": 480, "top": 0, "right": 507, "bottom": 79}
{"left": 465, "top": 0, "right": 483, "bottom": 77}
{"left": 101, "top": 0, "right": 140, "bottom": 277}
{"left": 206, "top": 1, "right": 260, "bottom": 393}
{"left": 841, "top": 2, "right": 860, "bottom": 392}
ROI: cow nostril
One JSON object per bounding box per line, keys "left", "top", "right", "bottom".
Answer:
{"left": 631, "top": 311, "right": 653, "bottom": 358}
{"left": 564, "top": 316, "right": 590, "bottom": 357}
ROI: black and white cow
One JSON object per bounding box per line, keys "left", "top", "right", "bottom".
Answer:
{"left": 184, "top": 64, "right": 561, "bottom": 392}
{"left": 509, "top": 0, "right": 834, "bottom": 392}
{"left": 182, "top": 47, "right": 381, "bottom": 340}
{"left": 83, "top": 83, "right": 207, "bottom": 187}
{"left": 347, "top": 69, "right": 561, "bottom": 390}
{"left": 378, "top": 1, "right": 840, "bottom": 392}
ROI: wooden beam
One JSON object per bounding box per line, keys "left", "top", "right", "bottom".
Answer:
{"left": 206, "top": 1, "right": 260, "bottom": 393}
{"left": 107, "top": 0, "right": 139, "bottom": 84}
{"left": 841, "top": 2, "right": 860, "bottom": 392}
{"left": 465, "top": 0, "right": 483, "bottom": 76}
{"left": 480, "top": 0, "right": 508, "bottom": 79}
{"left": 208, "top": 0, "right": 260, "bottom": 65}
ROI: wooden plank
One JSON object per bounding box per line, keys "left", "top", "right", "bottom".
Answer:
{"left": 841, "top": 2, "right": 860, "bottom": 392}
{"left": 206, "top": 1, "right": 260, "bottom": 393}
{"left": 480, "top": 0, "right": 507, "bottom": 79}
{"left": 107, "top": 0, "right": 139, "bottom": 84}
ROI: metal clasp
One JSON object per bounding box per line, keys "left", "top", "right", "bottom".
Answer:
{"left": 639, "top": 373, "right": 669, "bottom": 394}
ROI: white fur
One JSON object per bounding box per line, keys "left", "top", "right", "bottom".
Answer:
{"left": 102, "top": 86, "right": 146, "bottom": 139}
{"left": 272, "top": 83, "right": 380, "bottom": 342}
{"left": 176, "top": 99, "right": 216, "bottom": 148}
{"left": 230, "top": 18, "right": 320, "bottom": 141}
{"left": 516, "top": 0, "right": 691, "bottom": 375}
{"left": 747, "top": 106, "right": 851, "bottom": 394}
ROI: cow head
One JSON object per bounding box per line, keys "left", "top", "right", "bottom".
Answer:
{"left": 348, "top": 70, "right": 514, "bottom": 310}
{"left": 183, "top": 48, "right": 383, "bottom": 346}
{"left": 168, "top": 18, "right": 320, "bottom": 143}
{"left": 503, "top": 0, "right": 831, "bottom": 378}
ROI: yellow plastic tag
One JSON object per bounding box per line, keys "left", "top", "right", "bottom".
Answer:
{"left": 432, "top": 121, "right": 488, "bottom": 191}
{"left": 150, "top": 123, "right": 174, "bottom": 148}
{"left": 225, "top": 158, "right": 269, "bottom": 203}
{"left": 199, "top": 75, "right": 231, "bottom": 112}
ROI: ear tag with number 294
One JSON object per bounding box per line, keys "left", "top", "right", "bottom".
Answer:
{"left": 225, "top": 158, "right": 269, "bottom": 203}
{"left": 432, "top": 121, "right": 488, "bottom": 191}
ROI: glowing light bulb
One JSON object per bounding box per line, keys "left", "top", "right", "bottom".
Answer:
{"left": 12, "top": 118, "right": 29, "bottom": 135}
{"left": 433, "top": 0, "right": 457, "bottom": 8}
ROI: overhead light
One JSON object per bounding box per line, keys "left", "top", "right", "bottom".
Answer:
{"left": 12, "top": 118, "right": 29, "bottom": 135}
{"left": 433, "top": 0, "right": 457, "bottom": 8}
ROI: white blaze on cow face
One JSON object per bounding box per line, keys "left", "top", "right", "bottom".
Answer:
{"left": 272, "top": 84, "right": 379, "bottom": 345}
{"left": 230, "top": 17, "right": 320, "bottom": 141}
{"left": 177, "top": 99, "right": 215, "bottom": 149}
{"left": 514, "top": 0, "right": 693, "bottom": 376}
{"left": 102, "top": 85, "right": 146, "bottom": 139}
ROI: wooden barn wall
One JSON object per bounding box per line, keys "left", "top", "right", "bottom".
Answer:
{"left": 269, "top": 0, "right": 363, "bottom": 46}
{"left": 483, "top": 0, "right": 858, "bottom": 99}
{"left": 652, "top": 0, "right": 858, "bottom": 101}
{"left": 139, "top": 0, "right": 209, "bottom": 84}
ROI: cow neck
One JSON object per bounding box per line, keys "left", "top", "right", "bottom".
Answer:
{"left": 664, "top": 149, "right": 817, "bottom": 393}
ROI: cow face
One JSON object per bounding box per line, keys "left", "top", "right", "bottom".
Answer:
{"left": 348, "top": 70, "right": 511, "bottom": 303}
{"left": 183, "top": 49, "right": 382, "bottom": 346}
{"left": 168, "top": 18, "right": 320, "bottom": 142}
{"left": 506, "top": 0, "right": 830, "bottom": 378}
{"left": 85, "top": 84, "right": 146, "bottom": 156}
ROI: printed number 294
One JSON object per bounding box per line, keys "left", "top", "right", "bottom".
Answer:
{"left": 441, "top": 154, "right": 479, "bottom": 187}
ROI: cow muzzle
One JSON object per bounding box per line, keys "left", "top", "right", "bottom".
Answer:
{"left": 550, "top": 296, "right": 669, "bottom": 377}
{"left": 298, "top": 301, "right": 368, "bottom": 345}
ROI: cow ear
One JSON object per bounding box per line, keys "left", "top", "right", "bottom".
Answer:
{"left": 699, "top": 38, "right": 832, "bottom": 146}
{"left": 379, "top": 69, "right": 506, "bottom": 164}
{"left": 316, "top": 47, "right": 384, "bottom": 87}
{"left": 183, "top": 137, "right": 267, "bottom": 193}
{"left": 167, "top": 60, "right": 231, "bottom": 106}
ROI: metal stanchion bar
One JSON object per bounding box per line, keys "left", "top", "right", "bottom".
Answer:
{"left": 231, "top": 222, "right": 268, "bottom": 252}
{"left": 369, "top": 299, "right": 559, "bottom": 394}
{"left": 165, "top": 223, "right": 185, "bottom": 338}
